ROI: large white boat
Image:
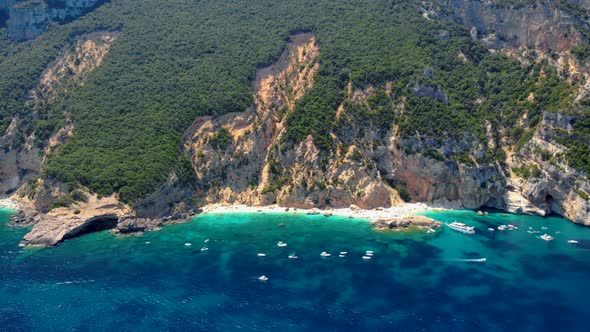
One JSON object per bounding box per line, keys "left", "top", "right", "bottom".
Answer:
{"left": 446, "top": 222, "right": 475, "bottom": 234}
{"left": 540, "top": 234, "right": 554, "bottom": 241}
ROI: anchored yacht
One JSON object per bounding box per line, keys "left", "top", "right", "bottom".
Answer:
{"left": 447, "top": 222, "right": 475, "bottom": 234}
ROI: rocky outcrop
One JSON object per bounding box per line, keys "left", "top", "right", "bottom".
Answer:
{"left": 4, "top": 0, "right": 110, "bottom": 41}
{"left": 425, "top": 0, "right": 587, "bottom": 52}
{"left": 383, "top": 111, "right": 589, "bottom": 224}
{"left": 371, "top": 215, "right": 442, "bottom": 231}
{"left": 0, "top": 32, "right": 118, "bottom": 197}
{"left": 114, "top": 211, "right": 196, "bottom": 234}
{"left": 19, "top": 194, "right": 131, "bottom": 247}
{"left": 183, "top": 33, "right": 402, "bottom": 210}
{"left": 391, "top": 152, "right": 505, "bottom": 209}
{"left": 507, "top": 112, "right": 590, "bottom": 225}
{"left": 0, "top": 118, "right": 42, "bottom": 196}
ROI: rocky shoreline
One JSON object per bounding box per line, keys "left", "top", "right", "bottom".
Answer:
{"left": 2, "top": 196, "right": 199, "bottom": 247}
{"left": 371, "top": 215, "right": 442, "bottom": 231}
{"left": 2, "top": 197, "right": 446, "bottom": 247}
{"left": 18, "top": 211, "right": 199, "bottom": 247}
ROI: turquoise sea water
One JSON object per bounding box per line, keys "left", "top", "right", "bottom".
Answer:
{"left": 1, "top": 207, "right": 590, "bottom": 331}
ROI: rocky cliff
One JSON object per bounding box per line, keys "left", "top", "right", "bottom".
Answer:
{"left": 179, "top": 29, "right": 589, "bottom": 225}
{"left": 183, "top": 33, "right": 402, "bottom": 210}
{"left": 2, "top": 1, "right": 590, "bottom": 249}
{"left": 3, "top": 0, "right": 108, "bottom": 41}
{"left": 0, "top": 31, "right": 117, "bottom": 196}
{"left": 424, "top": 0, "right": 588, "bottom": 52}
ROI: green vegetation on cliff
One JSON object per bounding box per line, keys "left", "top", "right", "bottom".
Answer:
{"left": 0, "top": 0, "right": 587, "bottom": 203}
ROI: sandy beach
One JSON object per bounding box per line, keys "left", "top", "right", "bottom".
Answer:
{"left": 200, "top": 202, "right": 446, "bottom": 222}
{"left": 0, "top": 198, "right": 20, "bottom": 210}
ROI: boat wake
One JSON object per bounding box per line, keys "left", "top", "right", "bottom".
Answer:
{"left": 448, "top": 258, "right": 487, "bottom": 263}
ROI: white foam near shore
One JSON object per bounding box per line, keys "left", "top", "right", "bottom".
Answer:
{"left": 200, "top": 202, "right": 443, "bottom": 222}
{"left": 0, "top": 198, "right": 20, "bottom": 211}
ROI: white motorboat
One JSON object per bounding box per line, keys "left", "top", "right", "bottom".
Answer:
{"left": 257, "top": 253, "right": 266, "bottom": 257}
{"left": 365, "top": 250, "right": 374, "bottom": 254}
{"left": 200, "top": 247, "right": 208, "bottom": 251}
{"left": 204, "top": 239, "right": 210, "bottom": 243}
{"left": 277, "top": 241, "right": 288, "bottom": 247}
{"left": 488, "top": 228, "right": 495, "bottom": 231}
{"left": 340, "top": 251, "right": 348, "bottom": 255}
{"left": 498, "top": 225, "right": 507, "bottom": 231}
{"left": 540, "top": 234, "right": 554, "bottom": 241}
{"left": 258, "top": 275, "right": 269, "bottom": 281}
{"left": 288, "top": 254, "right": 298, "bottom": 259}
{"left": 568, "top": 240, "right": 579, "bottom": 244}
{"left": 427, "top": 228, "right": 436, "bottom": 234}
{"left": 320, "top": 251, "right": 331, "bottom": 257}
{"left": 339, "top": 254, "right": 346, "bottom": 258}
{"left": 362, "top": 256, "right": 372, "bottom": 260}
{"left": 184, "top": 243, "right": 192, "bottom": 246}
{"left": 447, "top": 222, "right": 475, "bottom": 234}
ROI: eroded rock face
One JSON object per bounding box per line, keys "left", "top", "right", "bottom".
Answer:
{"left": 427, "top": 0, "right": 586, "bottom": 52}
{"left": 392, "top": 152, "right": 505, "bottom": 209}
{"left": 510, "top": 112, "right": 590, "bottom": 225}
{"left": 183, "top": 33, "right": 402, "bottom": 210}
{"left": 0, "top": 118, "right": 42, "bottom": 196}
{"left": 19, "top": 194, "right": 131, "bottom": 247}
{"left": 384, "top": 111, "right": 589, "bottom": 224}
{"left": 5, "top": 0, "right": 109, "bottom": 41}
{"left": 0, "top": 32, "right": 118, "bottom": 197}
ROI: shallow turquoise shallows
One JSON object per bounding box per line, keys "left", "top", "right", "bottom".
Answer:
{"left": 1, "top": 207, "right": 590, "bottom": 331}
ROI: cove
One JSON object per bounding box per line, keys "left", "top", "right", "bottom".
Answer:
{"left": 1, "top": 208, "right": 590, "bottom": 331}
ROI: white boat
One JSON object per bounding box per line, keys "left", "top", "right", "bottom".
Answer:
{"left": 258, "top": 275, "right": 269, "bottom": 281}
{"left": 145, "top": 241, "right": 151, "bottom": 244}
{"left": 288, "top": 254, "right": 298, "bottom": 259}
{"left": 362, "top": 256, "right": 372, "bottom": 260}
{"left": 540, "top": 234, "right": 554, "bottom": 241}
{"left": 488, "top": 228, "right": 495, "bottom": 231}
{"left": 447, "top": 222, "right": 475, "bottom": 234}
{"left": 340, "top": 251, "right": 348, "bottom": 255}
{"left": 257, "top": 253, "right": 266, "bottom": 257}
{"left": 200, "top": 247, "right": 208, "bottom": 251}
{"left": 568, "top": 240, "right": 579, "bottom": 244}
{"left": 277, "top": 241, "right": 288, "bottom": 247}
{"left": 184, "top": 243, "right": 192, "bottom": 246}
{"left": 338, "top": 254, "right": 346, "bottom": 258}
{"left": 427, "top": 228, "right": 436, "bottom": 234}
{"left": 498, "top": 225, "right": 507, "bottom": 231}
{"left": 204, "top": 239, "right": 210, "bottom": 243}
{"left": 320, "top": 251, "right": 331, "bottom": 257}
{"left": 365, "top": 250, "right": 374, "bottom": 254}
{"left": 541, "top": 227, "right": 548, "bottom": 230}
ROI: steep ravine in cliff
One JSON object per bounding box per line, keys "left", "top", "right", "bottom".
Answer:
{"left": 0, "top": 31, "right": 118, "bottom": 197}
{"left": 182, "top": 33, "right": 402, "bottom": 210}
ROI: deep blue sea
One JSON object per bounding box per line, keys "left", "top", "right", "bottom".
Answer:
{"left": 1, "top": 207, "right": 590, "bottom": 331}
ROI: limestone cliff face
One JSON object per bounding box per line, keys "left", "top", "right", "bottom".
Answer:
{"left": 179, "top": 32, "right": 588, "bottom": 224}
{"left": 4, "top": 0, "right": 109, "bottom": 41}
{"left": 509, "top": 112, "right": 590, "bottom": 225}
{"left": 183, "top": 33, "right": 402, "bottom": 210}
{"left": 0, "top": 31, "right": 117, "bottom": 197}
{"left": 425, "top": 0, "right": 587, "bottom": 52}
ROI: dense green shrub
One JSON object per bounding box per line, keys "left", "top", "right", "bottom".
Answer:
{"left": 0, "top": 0, "right": 586, "bottom": 203}
{"left": 209, "top": 128, "right": 233, "bottom": 151}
